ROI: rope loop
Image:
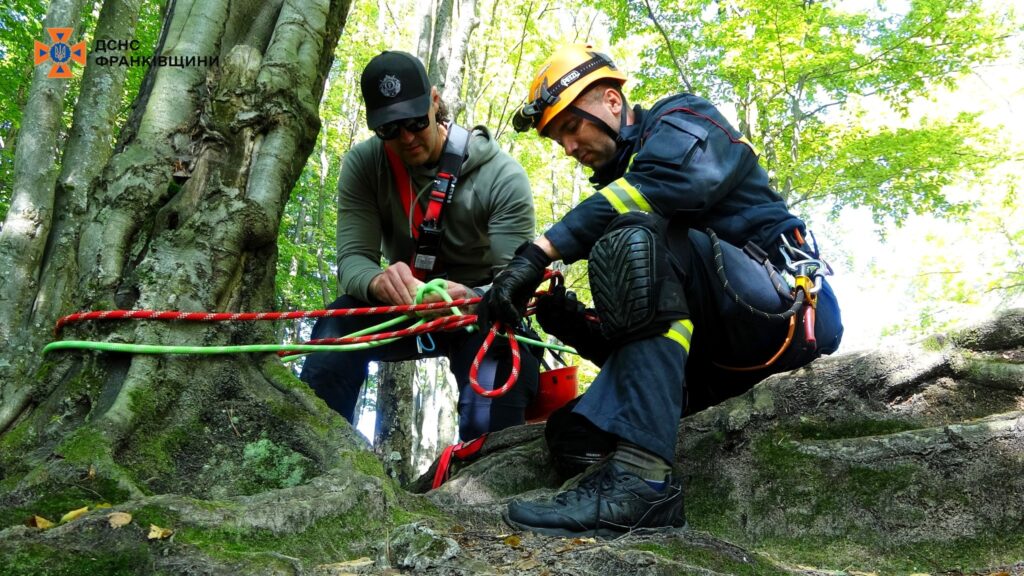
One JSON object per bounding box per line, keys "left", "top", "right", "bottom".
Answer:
{"left": 468, "top": 321, "right": 522, "bottom": 398}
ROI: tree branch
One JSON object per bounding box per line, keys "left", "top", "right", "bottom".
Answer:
{"left": 641, "top": 0, "right": 692, "bottom": 93}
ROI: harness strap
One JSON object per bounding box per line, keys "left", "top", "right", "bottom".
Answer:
{"left": 431, "top": 434, "right": 489, "bottom": 489}
{"left": 383, "top": 124, "right": 471, "bottom": 280}
{"left": 384, "top": 146, "right": 422, "bottom": 239}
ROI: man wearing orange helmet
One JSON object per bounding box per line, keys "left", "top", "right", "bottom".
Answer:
{"left": 481, "top": 45, "right": 843, "bottom": 537}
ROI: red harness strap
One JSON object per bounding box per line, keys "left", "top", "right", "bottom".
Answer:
{"left": 383, "top": 148, "right": 453, "bottom": 280}
{"left": 384, "top": 146, "right": 425, "bottom": 240}
{"left": 431, "top": 434, "right": 488, "bottom": 489}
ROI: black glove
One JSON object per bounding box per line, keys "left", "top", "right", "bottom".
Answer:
{"left": 535, "top": 286, "right": 613, "bottom": 366}
{"left": 479, "top": 242, "right": 551, "bottom": 329}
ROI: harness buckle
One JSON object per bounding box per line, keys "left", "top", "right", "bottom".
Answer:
{"left": 412, "top": 224, "right": 444, "bottom": 280}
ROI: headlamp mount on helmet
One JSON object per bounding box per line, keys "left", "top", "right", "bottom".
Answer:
{"left": 513, "top": 78, "right": 560, "bottom": 132}
{"left": 514, "top": 51, "right": 621, "bottom": 133}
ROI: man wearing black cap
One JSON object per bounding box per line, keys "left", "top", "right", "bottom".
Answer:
{"left": 300, "top": 51, "right": 539, "bottom": 442}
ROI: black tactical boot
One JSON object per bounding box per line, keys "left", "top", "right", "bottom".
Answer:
{"left": 503, "top": 461, "right": 686, "bottom": 538}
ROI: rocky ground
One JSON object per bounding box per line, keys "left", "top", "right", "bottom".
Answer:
{"left": 1, "top": 310, "right": 1022, "bottom": 575}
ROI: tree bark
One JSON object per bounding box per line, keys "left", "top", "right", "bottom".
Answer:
{"left": 441, "top": 0, "right": 478, "bottom": 123}
{"left": 411, "top": 356, "right": 459, "bottom": 472}
{"left": 376, "top": 360, "right": 416, "bottom": 484}
{"left": 426, "top": 0, "right": 454, "bottom": 90}
{"left": 0, "top": 0, "right": 89, "bottom": 430}
{"left": 0, "top": 0, "right": 354, "bottom": 502}
{"left": 376, "top": 358, "right": 460, "bottom": 485}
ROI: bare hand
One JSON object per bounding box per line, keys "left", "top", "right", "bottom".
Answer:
{"left": 369, "top": 262, "right": 422, "bottom": 306}
{"left": 418, "top": 280, "right": 477, "bottom": 318}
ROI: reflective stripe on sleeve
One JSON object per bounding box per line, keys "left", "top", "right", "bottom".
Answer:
{"left": 662, "top": 319, "right": 693, "bottom": 353}
{"left": 599, "top": 177, "right": 653, "bottom": 214}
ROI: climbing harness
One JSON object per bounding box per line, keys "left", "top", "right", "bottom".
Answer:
{"left": 708, "top": 228, "right": 832, "bottom": 371}
{"left": 385, "top": 124, "right": 470, "bottom": 281}
{"left": 431, "top": 434, "right": 489, "bottom": 489}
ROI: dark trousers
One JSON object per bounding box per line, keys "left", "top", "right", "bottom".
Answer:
{"left": 300, "top": 295, "right": 539, "bottom": 441}
{"left": 574, "top": 228, "right": 843, "bottom": 463}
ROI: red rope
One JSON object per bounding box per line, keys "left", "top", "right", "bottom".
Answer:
{"left": 277, "top": 315, "right": 477, "bottom": 356}
{"left": 468, "top": 322, "right": 521, "bottom": 398}
{"left": 54, "top": 298, "right": 479, "bottom": 335}
{"left": 55, "top": 271, "right": 566, "bottom": 400}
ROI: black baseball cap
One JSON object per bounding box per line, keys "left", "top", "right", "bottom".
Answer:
{"left": 361, "top": 51, "right": 432, "bottom": 130}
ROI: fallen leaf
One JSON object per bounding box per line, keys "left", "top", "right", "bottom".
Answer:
{"left": 503, "top": 534, "right": 521, "bottom": 547}
{"left": 147, "top": 524, "right": 174, "bottom": 540}
{"left": 27, "top": 515, "right": 55, "bottom": 529}
{"left": 87, "top": 465, "right": 96, "bottom": 479}
{"left": 515, "top": 558, "right": 541, "bottom": 570}
{"left": 556, "top": 537, "right": 597, "bottom": 553}
{"left": 94, "top": 502, "right": 112, "bottom": 509}
{"left": 322, "top": 557, "right": 373, "bottom": 568}
{"left": 60, "top": 506, "right": 89, "bottom": 523}
{"left": 107, "top": 512, "right": 132, "bottom": 528}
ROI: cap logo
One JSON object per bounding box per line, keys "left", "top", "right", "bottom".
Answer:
{"left": 560, "top": 70, "right": 581, "bottom": 87}
{"left": 379, "top": 74, "right": 401, "bottom": 97}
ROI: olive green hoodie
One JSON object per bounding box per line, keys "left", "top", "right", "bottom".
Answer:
{"left": 336, "top": 125, "right": 535, "bottom": 302}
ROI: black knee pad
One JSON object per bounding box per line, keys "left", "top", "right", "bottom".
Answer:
{"left": 588, "top": 213, "right": 689, "bottom": 342}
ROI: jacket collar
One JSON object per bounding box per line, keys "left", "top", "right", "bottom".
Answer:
{"left": 589, "top": 104, "right": 645, "bottom": 187}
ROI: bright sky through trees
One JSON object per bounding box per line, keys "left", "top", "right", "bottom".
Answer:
{"left": 826, "top": 40, "right": 1023, "bottom": 350}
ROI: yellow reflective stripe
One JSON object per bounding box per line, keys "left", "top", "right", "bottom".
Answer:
{"left": 611, "top": 179, "right": 653, "bottom": 212}
{"left": 599, "top": 187, "right": 631, "bottom": 214}
{"left": 738, "top": 135, "right": 759, "bottom": 156}
{"left": 662, "top": 319, "right": 693, "bottom": 353}
{"left": 600, "top": 178, "right": 652, "bottom": 214}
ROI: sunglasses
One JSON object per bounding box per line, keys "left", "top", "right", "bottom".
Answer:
{"left": 374, "top": 115, "right": 431, "bottom": 140}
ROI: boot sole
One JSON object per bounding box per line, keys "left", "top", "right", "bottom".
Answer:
{"left": 502, "top": 509, "right": 688, "bottom": 539}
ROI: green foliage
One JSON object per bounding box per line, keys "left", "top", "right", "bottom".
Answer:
{"left": 240, "top": 437, "right": 313, "bottom": 491}
{"left": 599, "top": 0, "right": 1015, "bottom": 227}
{"left": 798, "top": 112, "right": 996, "bottom": 222}
{"left": 0, "top": 0, "right": 46, "bottom": 219}
{"left": 0, "top": 0, "right": 164, "bottom": 221}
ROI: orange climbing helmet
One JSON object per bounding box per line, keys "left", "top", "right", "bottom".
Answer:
{"left": 513, "top": 44, "right": 626, "bottom": 134}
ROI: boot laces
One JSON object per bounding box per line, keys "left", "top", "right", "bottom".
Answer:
{"left": 553, "top": 463, "right": 616, "bottom": 505}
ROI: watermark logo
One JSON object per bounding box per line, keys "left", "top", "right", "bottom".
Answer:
{"left": 92, "top": 39, "right": 219, "bottom": 68}
{"left": 34, "top": 28, "right": 86, "bottom": 78}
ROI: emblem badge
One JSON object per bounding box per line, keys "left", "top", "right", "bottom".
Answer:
{"left": 380, "top": 74, "right": 401, "bottom": 97}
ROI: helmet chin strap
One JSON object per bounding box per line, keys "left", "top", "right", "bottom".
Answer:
{"left": 566, "top": 91, "right": 632, "bottom": 148}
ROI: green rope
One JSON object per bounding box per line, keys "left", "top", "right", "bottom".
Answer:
{"left": 42, "top": 278, "right": 578, "bottom": 360}
{"left": 43, "top": 340, "right": 395, "bottom": 355}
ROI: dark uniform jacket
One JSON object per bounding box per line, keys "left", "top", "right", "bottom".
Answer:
{"left": 544, "top": 93, "right": 805, "bottom": 266}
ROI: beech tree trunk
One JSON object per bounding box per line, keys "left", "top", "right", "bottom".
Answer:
{"left": 375, "top": 361, "right": 416, "bottom": 484}
{"left": 441, "top": 0, "right": 478, "bottom": 122}
{"left": 0, "top": 0, "right": 354, "bottom": 505}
